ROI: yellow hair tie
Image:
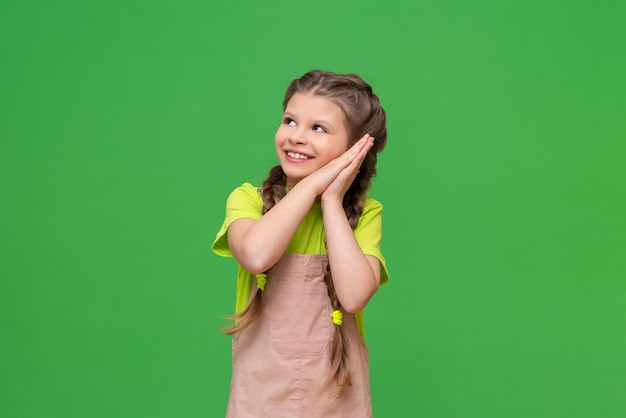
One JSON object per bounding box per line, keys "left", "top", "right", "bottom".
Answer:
{"left": 331, "top": 310, "right": 343, "bottom": 326}
{"left": 256, "top": 273, "right": 267, "bottom": 291}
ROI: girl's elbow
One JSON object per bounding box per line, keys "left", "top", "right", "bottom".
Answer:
{"left": 237, "top": 250, "right": 276, "bottom": 275}
{"left": 240, "top": 258, "right": 269, "bottom": 275}
{"left": 342, "top": 301, "right": 365, "bottom": 314}
{"left": 242, "top": 264, "right": 265, "bottom": 275}
{"left": 339, "top": 285, "right": 377, "bottom": 313}
{"left": 341, "top": 294, "right": 372, "bottom": 313}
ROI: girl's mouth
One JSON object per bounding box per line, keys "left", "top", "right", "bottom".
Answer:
{"left": 286, "top": 151, "right": 312, "bottom": 161}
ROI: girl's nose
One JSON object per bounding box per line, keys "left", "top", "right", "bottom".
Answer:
{"left": 289, "top": 130, "right": 307, "bottom": 144}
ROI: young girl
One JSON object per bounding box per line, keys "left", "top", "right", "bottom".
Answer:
{"left": 212, "top": 70, "right": 388, "bottom": 417}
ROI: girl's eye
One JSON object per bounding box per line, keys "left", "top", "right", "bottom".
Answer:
{"left": 284, "top": 118, "right": 296, "bottom": 126}
{"left": 313, "top": 125, "right": 327, "bottom": 133}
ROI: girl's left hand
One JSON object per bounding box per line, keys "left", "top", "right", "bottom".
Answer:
{"left": 321, "top": 135, "right": 374, "bottom": 203}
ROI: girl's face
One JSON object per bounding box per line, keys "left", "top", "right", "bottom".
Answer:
{"left": 275, "top": 92, "right": 350, "bottom": 190}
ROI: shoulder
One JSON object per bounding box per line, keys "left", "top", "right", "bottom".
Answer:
{"left": 227, "top": 183, "right": 262, "bottom": 204}
{"left": 354, "top": 196, "right": 384, "bottom": 233}
{"left": 230, "top": 182, "right": 262, "bottom": 197}
{"left": 223, "top": 182, "right": 264, "bottom": 218}
{"left": 213, "top": 183, "right": 263, "bottom": 256}
{"left": 363, "top": 196, "right": 383, "bottom": 215}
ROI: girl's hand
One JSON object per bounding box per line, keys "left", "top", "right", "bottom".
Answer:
{"left": 321, "top": 134, "right": 374, "bottom": 203}
{"left": 302, "top": 134, "right": 374, "bottom": 196}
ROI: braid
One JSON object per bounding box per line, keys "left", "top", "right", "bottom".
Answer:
{"left": 221, "top": 286, "right": 263, "bottom": 335}
{"left": 222, "top": 165, "right": 287, "bottom": 335}
{"left": 343, "top": 163, "right": 373, "bottom": 229}
{"left": 261, "top": 165, "right": 287, "bottom": 214}
{"left": 323, "top": 267, "right": 352, "bottom": 400}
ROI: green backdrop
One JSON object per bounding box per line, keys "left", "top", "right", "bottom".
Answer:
{"left": 1, "top": 0, "right": 624, "bottom": 417}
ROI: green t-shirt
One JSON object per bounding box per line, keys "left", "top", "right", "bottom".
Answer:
{"left": 212, "top": 183, "right": 389, "bottom": 338}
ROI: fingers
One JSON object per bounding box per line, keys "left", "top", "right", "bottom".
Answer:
{"left": 349, "top": 134, "right": 375, "bottom": 168}
{"left": 336, "top": 135, "right": 375, "bottom": 184}
{"left": 347, "top": 134, "right": 373, "bottom": 158}
{"left": 336, "top": 134, "right": 374, "bottom": 169}
{"left": 322, "top": 137, "right": 374, "bottom": 200}
{"left": 310, "top": 134, "right": 375, "bottom": 196}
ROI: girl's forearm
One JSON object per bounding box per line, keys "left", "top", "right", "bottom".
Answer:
{"left": 322, "top": 198, "right": 380, "bottom": 313}
{"left": 229, "top": 180, "right": 318, "bottom": 274}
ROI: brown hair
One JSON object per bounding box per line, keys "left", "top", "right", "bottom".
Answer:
{"left": 223, "top": 70, "right": 387, "bottom": 398}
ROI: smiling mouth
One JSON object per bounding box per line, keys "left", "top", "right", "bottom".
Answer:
{"left": 286, "top": 151, "right": 312, "bottom": 160}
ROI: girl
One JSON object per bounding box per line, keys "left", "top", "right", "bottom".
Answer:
{"left": 212, "top": 70, "right": 388, "bottom": 417}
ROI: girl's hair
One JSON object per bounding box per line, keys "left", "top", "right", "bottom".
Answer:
{"left": 223, "top": 70, "right": 387, "bottom": 398}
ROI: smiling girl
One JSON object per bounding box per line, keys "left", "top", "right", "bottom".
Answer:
{"left": 213, "top": 70, "right": 388, "bottom": 417}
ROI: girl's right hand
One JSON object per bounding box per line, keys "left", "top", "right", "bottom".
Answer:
{"left": 303, "top": 134, "right": 374, "bottom": 196}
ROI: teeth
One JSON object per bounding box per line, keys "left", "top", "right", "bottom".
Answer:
{"left": 287, "top": 151, "right": 309, "bottom": 160}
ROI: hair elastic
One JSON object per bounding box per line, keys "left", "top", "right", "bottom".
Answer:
{"left": 256, "top": 273, "right": 267, "bottom": 291}
{"left": 331, "top": 310, "right": 343, "bottom": 326}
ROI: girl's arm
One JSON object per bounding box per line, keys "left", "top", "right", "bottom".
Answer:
{"left": 228, "top": 135, "right": 373, "bottom": 274}
{"left": 227, "top": 183, "right": 317, "bottom": 274}
{"left": 321, "top": 137, "right": 380, "bottom": 313}
{"left": 322, "top": 199, "right": 381, "bottom": 312}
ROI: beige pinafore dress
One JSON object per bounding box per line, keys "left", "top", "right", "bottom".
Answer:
{"left": 227, "top": 253, "right": 373, "bottom": 418}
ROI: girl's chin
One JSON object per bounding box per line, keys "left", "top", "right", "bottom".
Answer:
{"left": 281, "top": 166, "right": 310, "bottom": 179}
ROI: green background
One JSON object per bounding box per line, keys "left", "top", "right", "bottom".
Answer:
{"left": 1, "top": 0, "right": 624, "bottom": 417}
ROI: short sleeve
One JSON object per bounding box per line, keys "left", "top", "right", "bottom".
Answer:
{"left": 355, "top": 197, "right": 389, "bottom": 285}
{"left": 212, "top": 183, "right": 263, "bottom": 257}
